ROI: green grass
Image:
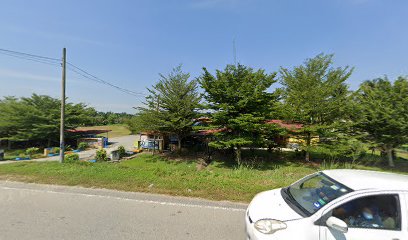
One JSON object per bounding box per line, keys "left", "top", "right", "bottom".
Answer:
{"left": 77, "top": 124, "right": 131, "bottom": 138}
{"left": 0, "top": 153, "right": 406, "bottom": 202}
{"left": 2, "top": 149, "right": 44, "bottom": 160}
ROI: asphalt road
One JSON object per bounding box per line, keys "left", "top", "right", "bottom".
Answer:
{"left": 0, "top": 181, "right": 247, "bottom": 240}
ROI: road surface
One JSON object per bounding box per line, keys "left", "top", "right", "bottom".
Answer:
{"left": 0, "top": 135, "right": 139, "bottom": 165}
{"left": 0, "top": 181, "right": 247, "bottom": 240}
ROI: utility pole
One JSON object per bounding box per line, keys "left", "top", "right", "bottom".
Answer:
{"left": 59, "top": 48, "right": 66, "bottom": 163}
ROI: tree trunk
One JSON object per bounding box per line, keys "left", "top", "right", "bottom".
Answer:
{"left": 235, "top": 146, "right": 242, "bottom": 166}
{"left": 7, "top": 140, "right": 11, "bottom": 150}
{"left": 47, "top": 138, "right": 51, "bottom": 148}
{"left": 152, "top": 135, "right": 156, "bottom": 155}
{"left": 305, "top": 132, "right": 311, "bottom": 162}
{"left": 177, "top": 136, "right": 182, "bottom": 154}
{"left": 386, "top": 147, "right": 395, "bottom": 167}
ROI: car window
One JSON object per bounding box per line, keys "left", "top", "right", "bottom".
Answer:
{"left": 331, "top": 194, "right": 401, "bottom": 231}
{"left": 288, "top": 173, "right": 352, "bottom": 215}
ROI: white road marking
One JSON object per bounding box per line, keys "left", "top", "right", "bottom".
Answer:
{"left": 0, "top": 186, "right": 247, "bottom": 212}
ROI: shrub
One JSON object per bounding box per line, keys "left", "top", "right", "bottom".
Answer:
{"left": 77, "top": 142, "right": 88, "bottom": 151}
{"left": 64, "top": 153, "right": 79, "bottom": 163}
{"left": 26, "top": 147, "right": 40, "bottom": 157}
{"left": 117, "top": 146, "right": 126, "bottom": 158}
{"left": 53, "top": 147, "right": 60, "bottom": 154}
{"left": 96, "top": 149, "right": 108, "bottom": 162}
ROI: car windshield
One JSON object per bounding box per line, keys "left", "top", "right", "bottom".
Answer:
{"left": 287, "top": 172, "right": 352, "bottom": 215}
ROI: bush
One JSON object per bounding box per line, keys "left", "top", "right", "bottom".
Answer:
{"left": 53, "top": 147, "right": 60, "bottom": 154}
{"left": 64, "top": 153, "right": 79, "bottom": 163}
{"left": 96, "top": 149, "right": 108, "bottom": 162}
{"left": 77, "top": 142, "right": 88, "bottom": 151}
{"left": 26, "top": 147, "right": 40, "bottom": 157}
{"left": 117, "top": 145, "right": 126, "bottom": 158}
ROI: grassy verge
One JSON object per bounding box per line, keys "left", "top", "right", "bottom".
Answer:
{"left": 77, "top": 124, "right": 131, "bottom": 138}
{"left": 0, "top": 153, "right": 406, "bottom": 202}
{"left": 2, "top": 149, "right": 44, "bottom": 160}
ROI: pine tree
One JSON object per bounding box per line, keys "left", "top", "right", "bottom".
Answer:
{"left": 132, "top": 65, "right": 201, "bottom": 151}
{"left": 280, "top": 54, "right": 353, "bottom": 161}
{"left": 354, "top": 77, "right": 408, "bottom": 167}
{"left": 198, "top": 64, "right": 278, "bottom": 164}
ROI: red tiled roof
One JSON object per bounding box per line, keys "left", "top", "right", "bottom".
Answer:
{"left": 196, "top": 128, "right": 227, "bottom": 136}
{"left": 67, "top": 129, "right": 112, "bottom": 135}
{"left": 266, "top": 120, "right": 303, "bottom": 130}
{"left": 195, "top": 120, "right": 302, "bottom": 136}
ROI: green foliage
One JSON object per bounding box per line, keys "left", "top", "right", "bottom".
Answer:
{"left": 64, "top": 153, "right": 80, "bottom": 163}
{"left": 117, "top": 146, "right": 126, "bottom": 158}
{"left": 53, "top": 147, "right": 60, "bottom": 154}
{"left": 0, "top": 94, "right": 95, "bottom": 144}
{"left": 96, "top": 149, "right": 108, "bottom": 162}
{"left": 77, "top": 142, "right": 88, "bottom": 151}
{"left": 129, "top": 65, "right": 201, "bottom": 150}
{"left": 354, "top": 77, "right": 408, "bottom": 166}
{"left": 92, "top": 111, "right": 133, "bottom": 125}
{"left": 198, "top": 64, "right": 280, "bottom": 164}
{"left": 279, "top": 54, "right": 353, "bottom": 161}
{"left": 25, "top": 147, "right": 40, "bottom": 157}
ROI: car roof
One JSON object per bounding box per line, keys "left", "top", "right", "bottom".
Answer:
{"left": 322, "top": 169, "right": 408, "bottom": 191}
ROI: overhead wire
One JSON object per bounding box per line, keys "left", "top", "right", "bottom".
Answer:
{"left": 0, "top": 48, "right": 60, "bottom": 62}
{"left": 66, "top": 62, "right": 146, "bottom": 102}
{"left": 0, "top": 50, "right": 61, "bottom": 66}
{"left": 0, "top": 47, "right": 146, "bottom": 102}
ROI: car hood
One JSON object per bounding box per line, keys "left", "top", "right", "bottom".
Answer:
{"left": 247, "top": 188, "right": 302, "bottom": 222}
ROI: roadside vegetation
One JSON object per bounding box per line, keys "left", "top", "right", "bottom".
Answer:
{"left": 0, "top": 153, "right": 406, "bottom": 202}
{"left": 129, "top": 54, "right": 408, "bottom": 168}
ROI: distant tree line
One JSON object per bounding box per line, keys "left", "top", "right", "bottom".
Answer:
{"left": 129, "top": 54, "right": 408, "bottom": 167}
{"left": 92, "top": 111, "right": 133, "bottom": 126}
{"left": 0, "top": 94, "right": 132, "bottom": 148}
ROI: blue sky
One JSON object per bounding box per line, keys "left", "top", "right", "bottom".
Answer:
{"left": 0, "top": 0, "right": 407, "bottom": 113}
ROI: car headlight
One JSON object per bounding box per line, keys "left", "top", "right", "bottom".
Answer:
{"left": 254, "top": 219, "right": 287, "bottom": 234}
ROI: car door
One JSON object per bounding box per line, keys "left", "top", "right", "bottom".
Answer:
{"left": 319, "top": 192, "right": 407, "bottom": 240}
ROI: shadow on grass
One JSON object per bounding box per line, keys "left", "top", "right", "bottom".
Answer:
{"left": 133, "top": 149, "right": 408, "bottom": 174}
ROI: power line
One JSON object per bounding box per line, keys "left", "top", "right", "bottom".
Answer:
{"left": 66, "top": 62, "right": 146, "bottom": 98}
{"left": 0, "top": 47, "right": 147, "bottom": 101}
{"left": 0, "top": 48, "right": 60, "bottom": 62}
{"left": 0, "top": 50, "right": 60, "bottom": 66}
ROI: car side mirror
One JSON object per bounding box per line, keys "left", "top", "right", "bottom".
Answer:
{"left": 326, "top": 216, "right": 348, "bottom": 233}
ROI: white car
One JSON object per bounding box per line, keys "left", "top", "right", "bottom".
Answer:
{"left": 245, "top": 169, "right": 408, "bottom": 240}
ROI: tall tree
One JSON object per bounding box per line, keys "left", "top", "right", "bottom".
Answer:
{"left": 280, "top": 54, "right": 353, "bottom": 161}
{"left": 199, "top": 64, "right": 278, "bottom": 164}
{"left": 133, "top": 65, "right": 201, "bottom": 151}
{"left": 0, "top": 94, "right": 95, "bottom": 146}
{"left": 354, "top": 77, "right": 408, "bottom": 167}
